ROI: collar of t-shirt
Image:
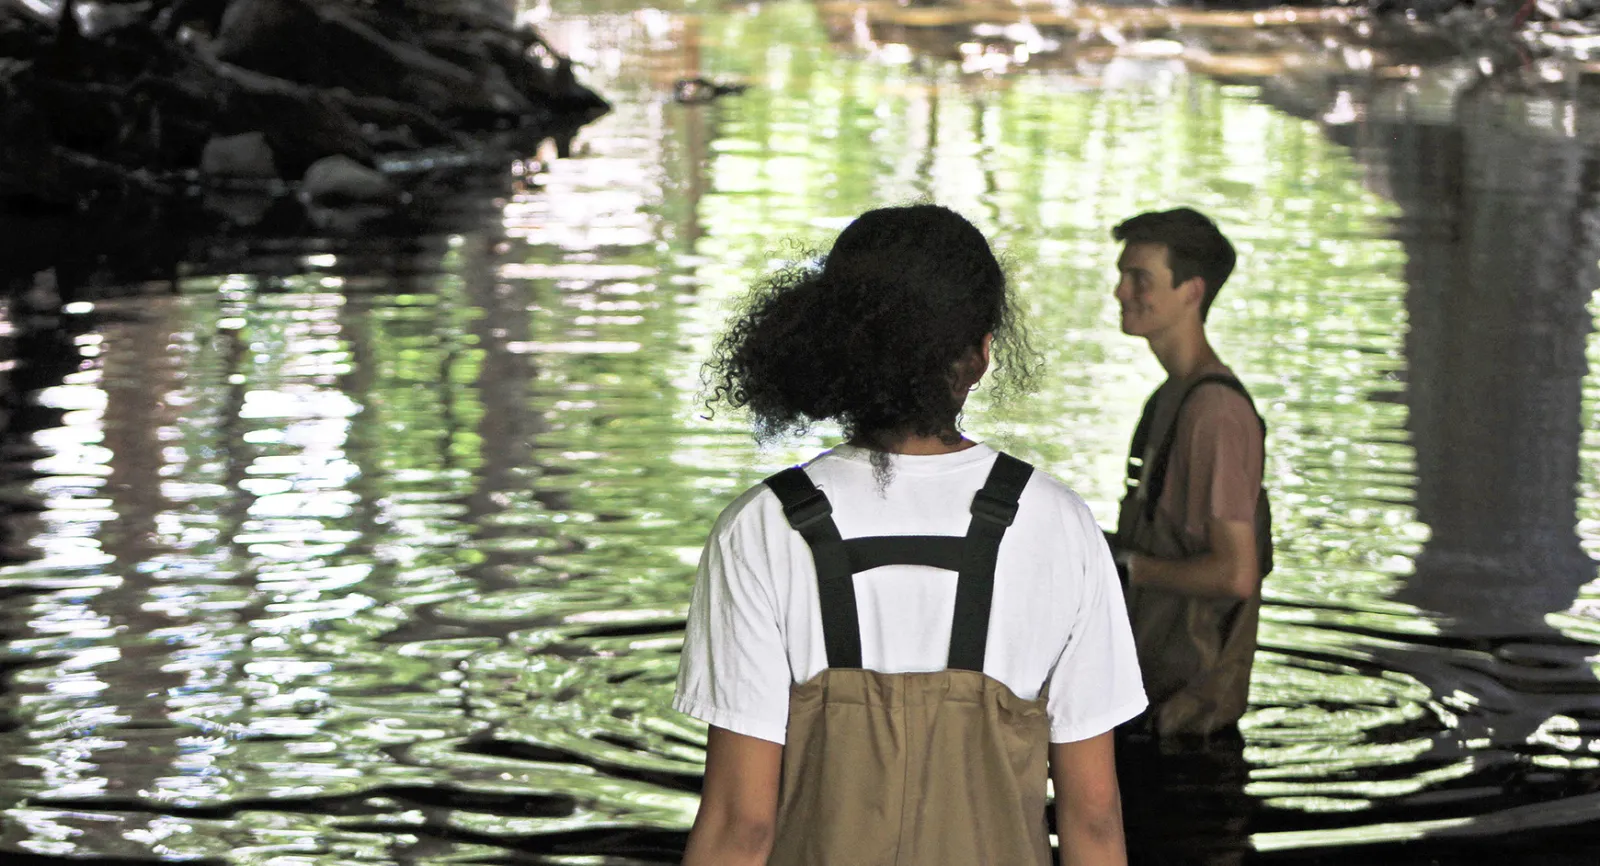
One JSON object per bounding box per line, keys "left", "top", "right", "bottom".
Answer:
{"left": 823, "top": 442, "right": 998, "bottom": 475}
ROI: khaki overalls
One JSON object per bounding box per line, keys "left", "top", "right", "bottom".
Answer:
{"left": 761, "top": 453, "right": 1054, "bottom": 866}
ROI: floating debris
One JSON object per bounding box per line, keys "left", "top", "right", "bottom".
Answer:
{"left": 672, "top": 76, "right": 750, "bottom": 104}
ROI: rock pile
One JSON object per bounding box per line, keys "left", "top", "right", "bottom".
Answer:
{"left": 0, "top": 0, "right": 608, "bottom": 224}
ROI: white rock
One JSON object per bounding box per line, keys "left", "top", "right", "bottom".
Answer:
{"left": 300, "top": 155, "right": 394, "bottom": 203}
{"left": 200, "top": 132, "right": 280, "bottom": 179}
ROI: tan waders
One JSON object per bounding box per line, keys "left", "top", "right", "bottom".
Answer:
{"left": 760, "top": 454, "right": 1054, "bottom": 866}
{"left": 1116, "top": 374, "right": 1272, "bottom": 737}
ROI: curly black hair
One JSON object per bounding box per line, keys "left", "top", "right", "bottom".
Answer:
{"left": 704, "top": 204, "right": 1039, "bottom": 450}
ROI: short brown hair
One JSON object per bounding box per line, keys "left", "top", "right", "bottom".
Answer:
{"left": 1112, "top": 208, "right": 1236, "bottom": 320}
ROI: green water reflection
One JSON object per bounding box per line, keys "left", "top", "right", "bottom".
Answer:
{"left": 1, "top": 1, "right": 1598, "bottom": 862}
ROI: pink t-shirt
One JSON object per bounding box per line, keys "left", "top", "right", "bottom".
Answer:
{"left": 1155, "top": 363, "right": 1265, "bottom": 546}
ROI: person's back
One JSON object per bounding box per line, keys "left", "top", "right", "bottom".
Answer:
{"left": 675, "top": 204, "right": 1146, "bottom": 865}
{"left": 683, "top": 444, "right": 1145, "bottom": 863}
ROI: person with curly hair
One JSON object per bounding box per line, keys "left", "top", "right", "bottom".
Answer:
{"left": 674, "top": 203, "right": 1147, "bottom": 866}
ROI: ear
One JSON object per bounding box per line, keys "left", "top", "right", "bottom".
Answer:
{"left": 954, "top": 335, "right": 993, "bottom": 393}
{"left": 971, "top": 333, "right": 993, "bottom": 386}
{"left": 1179, "top": 276, "right": 1206, "bottom": 311}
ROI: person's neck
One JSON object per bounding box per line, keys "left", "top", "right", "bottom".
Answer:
{"left": 1147, "top": 324, "right": 1220, "bottom": 381}
{"left": 849, "top": 432, "right": 976, "bottom": 455}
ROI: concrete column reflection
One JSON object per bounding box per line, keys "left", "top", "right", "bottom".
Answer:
{"left": 461, "top": 234, "right": 544, "bottom": 592}
{"left": 1364, "top": 92, "right": 1598, "bottom": 628}
{"left": 90, "top": 294, "right": 192, "bottom": 803}
{"left": 673, "top": 16, "right": 710, "bottom": 248}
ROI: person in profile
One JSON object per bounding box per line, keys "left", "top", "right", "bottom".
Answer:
{"left": 1107, "top": 207, "right": 1271, "bottom": 739}
{"left": 675, "top": 204, "right": 1147, "bottom": 865}
{"left": 1104, "top": 208, "right": 1271, "bottom": 862}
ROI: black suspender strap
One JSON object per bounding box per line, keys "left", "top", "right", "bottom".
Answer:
{"left": 764, "top": 452, "right": 1036, "bottom": 674}
{"left": 1125, "top": 389, "right": 1162, "bottom": 501}
{"left": 764, "top": 467, "right": 863, "bottom": 669}
{"left": 948, "top": 452, "right": 1034, "bottom": 672}
{"left": 844, "top": 536, "right": 965, "bottom": 573}
{"left": 1140, "top": 374, "right": 1266, "bottom": 522}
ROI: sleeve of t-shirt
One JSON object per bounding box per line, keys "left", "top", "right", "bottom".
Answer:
{"left": 672, "top": 501, "right": 793, "bottom": 745}
{"left": 1045, "top": 498, "right": 1148, "bottom": 743}
{"left": 1178, "top": 386, "right": 1264, "bottom": 534}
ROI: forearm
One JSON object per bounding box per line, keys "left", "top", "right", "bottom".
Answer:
{"left": 1055, "top": 798, "right": 1128, "bottom": 866}
{"left": 683, "top": 725, "right": 781, "bottom": 866}
{"left": 1126, "top": 549, "right": 1248, "bottom": 599}
{"left": 682, "top": 814, "right": 774, "bottom": 866}
{"left": 1050, "top": 734, "right": 1127, "bottom": 866}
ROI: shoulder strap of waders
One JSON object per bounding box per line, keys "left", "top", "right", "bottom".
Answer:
{"left": 1124, "top": 387, "right": 1164, "bottom": 505}
{"left": 948, "top": 452, "right": 1034, "bottom": 672}
{"left": 1141, "top": 374, "right": 1266, "bottom": 523}
{"left": 764, "top": 467, "right": 862, "bottom": 669}
{"left": 764, "top": 452, "right": 1035, "bottom": 672}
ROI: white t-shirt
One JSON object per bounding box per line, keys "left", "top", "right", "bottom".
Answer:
{"left": 673, "top": 443, "right": 1147, "bottom": 745}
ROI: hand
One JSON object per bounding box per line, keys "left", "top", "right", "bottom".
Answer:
{"left": 1113, "top": 549, "right": 1133, "bottom": 588}
{"left": 1104, "top": 530, "right": 1132, "bottom": 588}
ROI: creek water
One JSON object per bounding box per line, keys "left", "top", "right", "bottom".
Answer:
{"left": 2, "top": 1, "right": 1600, "bottom": 863}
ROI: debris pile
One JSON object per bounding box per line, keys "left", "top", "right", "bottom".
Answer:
{"left": 0, "top": 0, "right": 608, "bottom": 225}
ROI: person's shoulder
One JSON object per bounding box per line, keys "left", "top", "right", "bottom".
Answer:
{"left": 708, "top": 475, "right": 785, "bottom": 544}
{"left": 1183, "top": 371, "right": 1260, "bottom": 428}
{"left": 709, "top": 448, "right": 848, "bottom": 541}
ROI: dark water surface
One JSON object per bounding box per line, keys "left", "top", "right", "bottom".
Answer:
{"left": 4, "top": 1, "right": 1600, "bottom": 863}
